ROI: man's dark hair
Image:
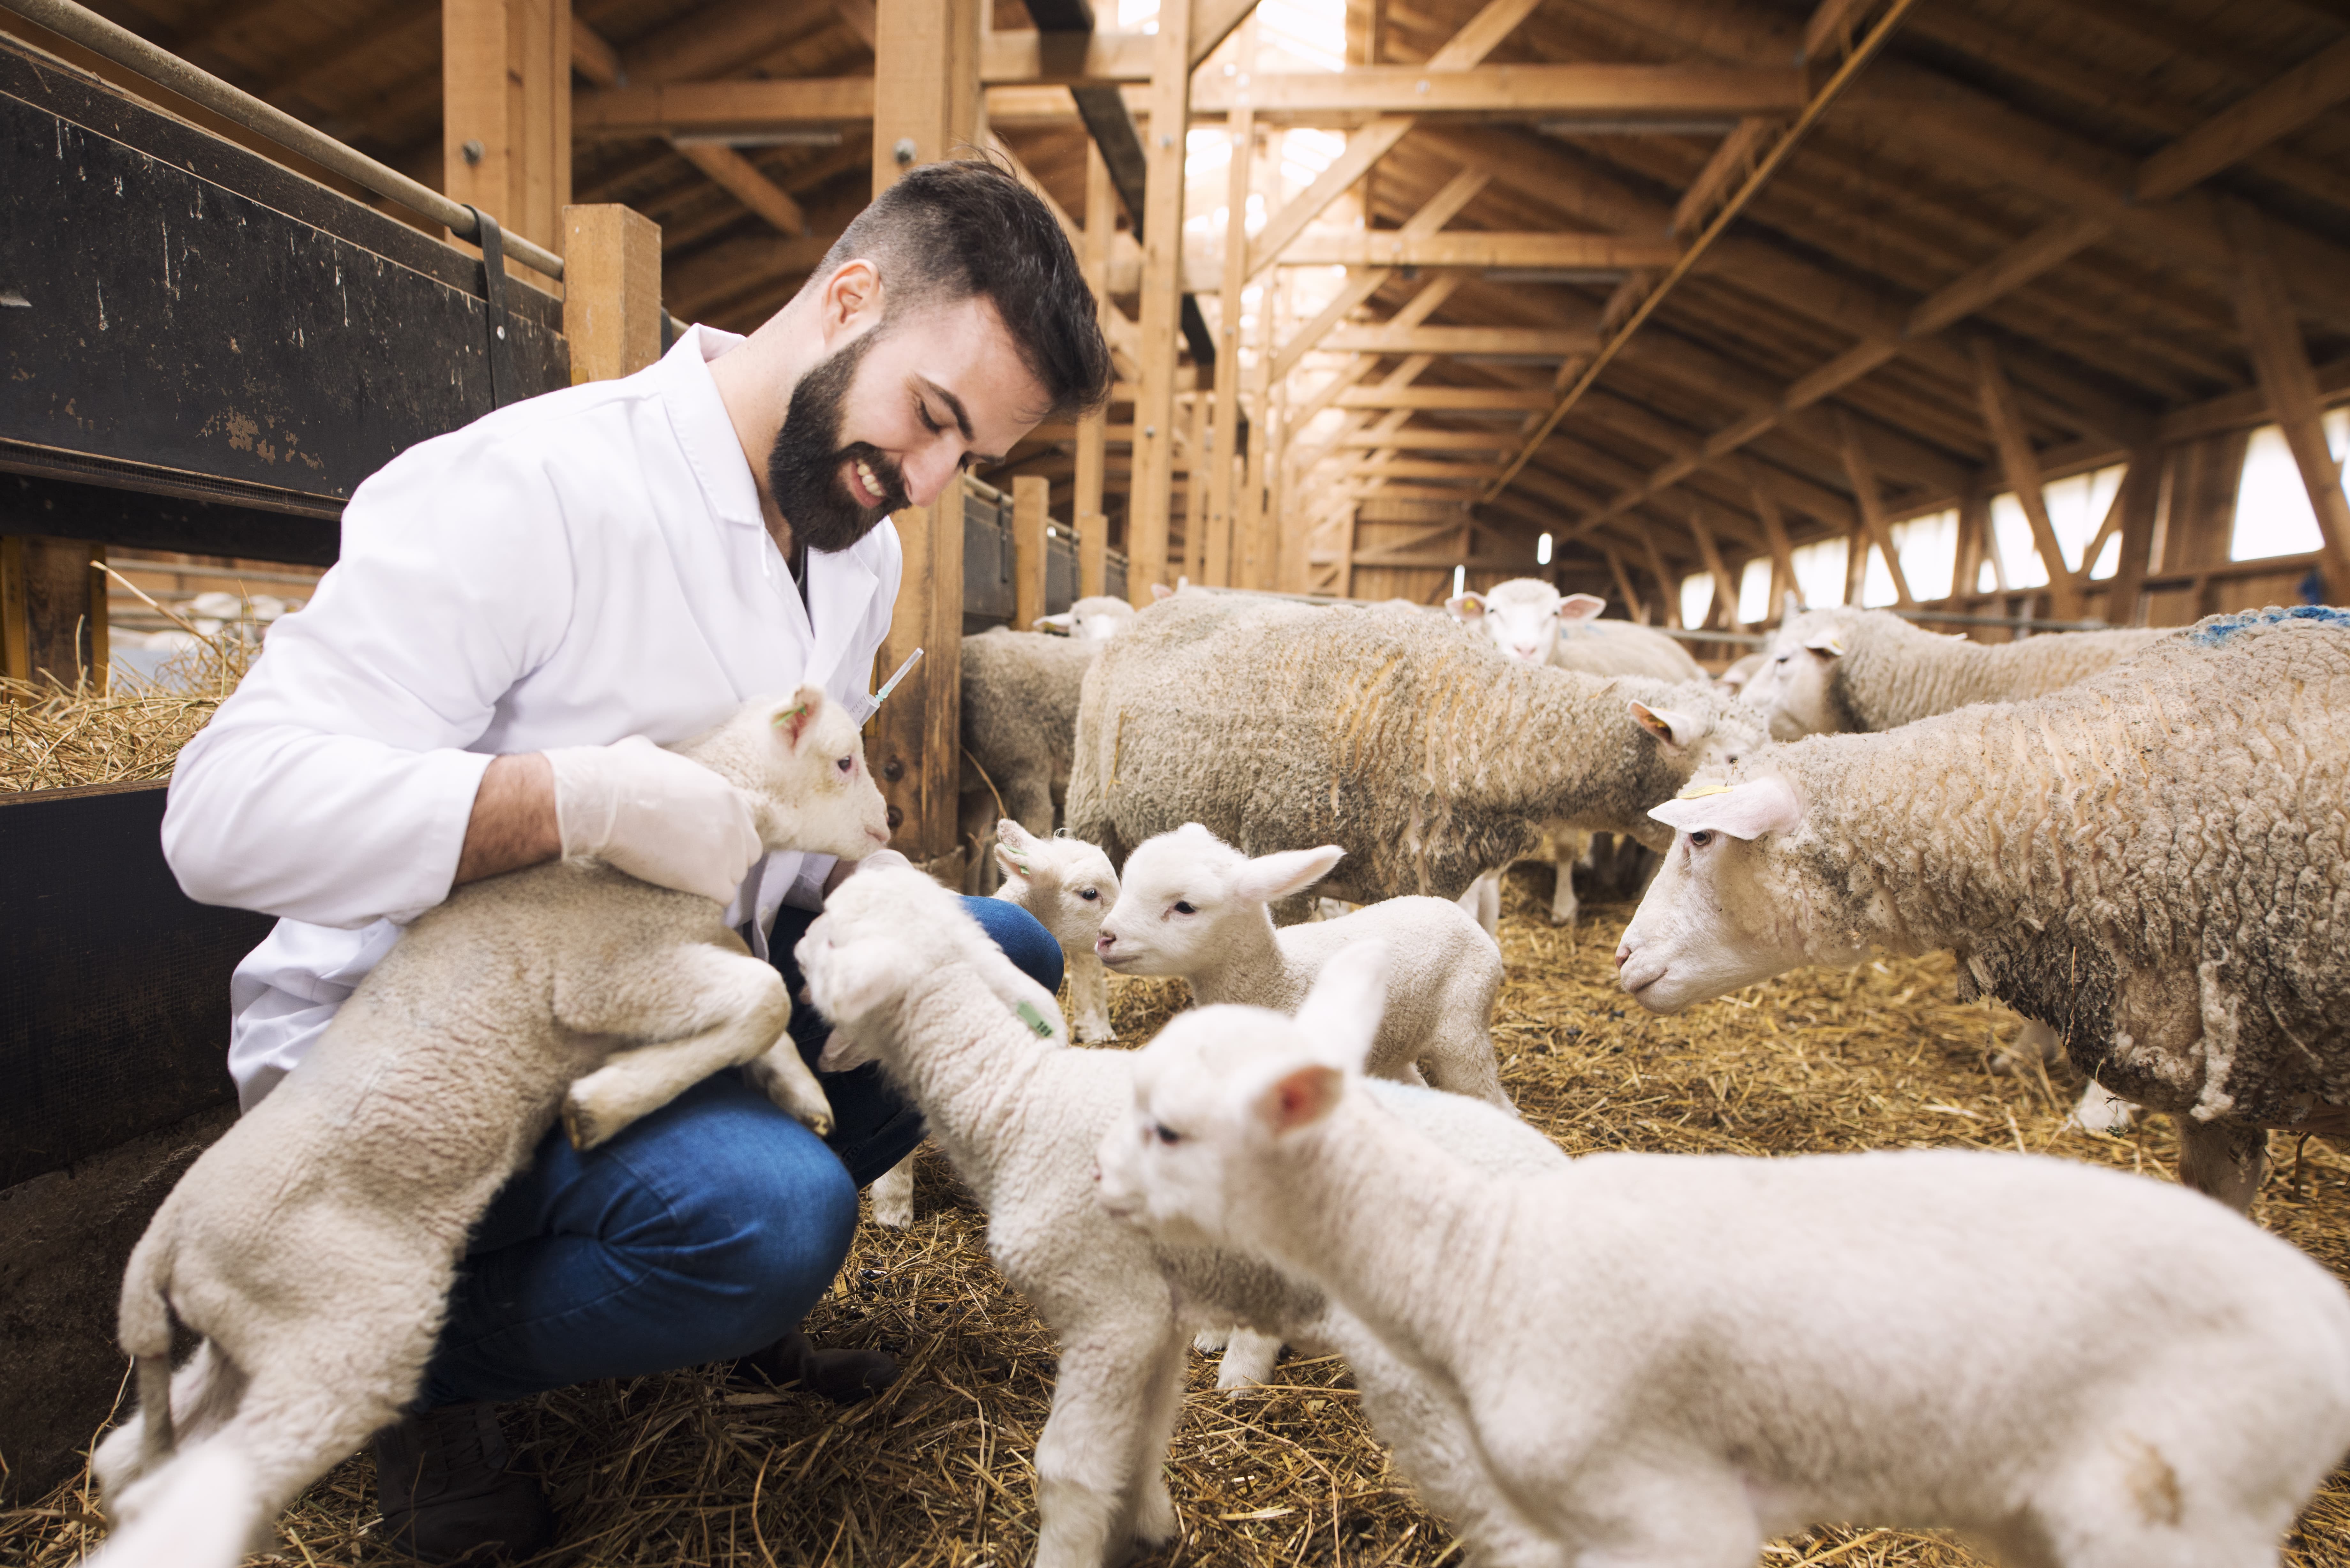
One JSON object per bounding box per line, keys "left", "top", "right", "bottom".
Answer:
{"left": 813, "top": 157, "right": 1114, "bottom": 421}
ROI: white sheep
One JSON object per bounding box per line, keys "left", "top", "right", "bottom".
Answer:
{"left": 1742, "top": 599, "right": 2171, "bottom": 742}
{"left": 1094, "top": 824, "right": 1509, "bottom": 1108}
{"left": 1447, "top": 578, "right": 1704, "bottom": 682}
{"left": 1100, "top": 942, "right": 2350, "bottom": 1568}
{"left": 85, "top": 689, "right": 889, "bottom": 1568}
{"left": 1035, "top": 594, "right": 1141, "bottom": 642}
{"left": 1617, "top": 606, "right": 2350, "bottom": 1211}
{"left": 799, "top": 867, "right": 1567, "bottom": 1567}
{"left": 860, "top": 820, "right": 1121, "bottom": 1229}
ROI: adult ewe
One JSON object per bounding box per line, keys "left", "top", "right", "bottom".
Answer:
{"left": 1617, "top": 606, "right": 2350, "bottom": 1210}
{"left": 1068, "top": 593, "right": 1757, "bottom": 907}
{"left": 1448, "top": 578, "right": 1703, "bottom": 681}
{"left": 87, "top": 690, "right": 889, "bottom": 1568}
{"left": 1744, "top": 598, "right": 2171, "bottom": 741}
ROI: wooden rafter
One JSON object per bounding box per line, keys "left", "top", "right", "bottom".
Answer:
{"left": 1969, "top": 336, "right": 2083, "bottom": 620}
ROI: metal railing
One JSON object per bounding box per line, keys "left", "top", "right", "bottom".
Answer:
{"left": 4, "top": 0, "right": 565, "bottom": 281}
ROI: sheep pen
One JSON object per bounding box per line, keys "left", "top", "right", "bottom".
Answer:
{"left": 9, "top": 873, "right": 2350, "bottom": 1568}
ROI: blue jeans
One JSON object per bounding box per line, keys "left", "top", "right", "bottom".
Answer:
{"left": 421, "top": 895, "right": 1062, "bottom": 1406}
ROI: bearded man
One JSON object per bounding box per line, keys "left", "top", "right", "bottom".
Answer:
{"left": 160, "top": 159, "right": 1113, "bottom": 1562}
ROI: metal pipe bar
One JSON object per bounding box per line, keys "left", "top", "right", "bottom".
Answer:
{"left": 3, "top": 0, "right": 566, "bottom": 281}
{"left": 1891, "top": 607, "right": 2116, "bottom": 632}
{"left": 1650, "top": 625, "right": 1770, "bottom": 646}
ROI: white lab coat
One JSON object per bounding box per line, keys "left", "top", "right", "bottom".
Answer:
{"left": 162, "top": 326, "right": 902, "bottom": 1108}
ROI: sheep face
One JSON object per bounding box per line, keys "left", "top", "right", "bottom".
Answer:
{"left": 1096, "top": 945, "right": 1388, "bottom": 1248}
{"left": 1614, "top": 776, "right": 1823, "bottom": 1012}
{"left": 1747, "top": 614, "right": 1850, "bottom": 740}
{"left": 994, "top": 820, "right": 1118, "bottom": 950}
{"left": 799, "top": 863, "right": 968, "bottom": 1031}
{"left": 1445, "top": 579, "right": 1607, "bottom": 666}
{"left": 693, "top": 685, "right": 893, "bottom": 859}
{"left": 1093, "top": 824, "right": 1344, "bottom": 976}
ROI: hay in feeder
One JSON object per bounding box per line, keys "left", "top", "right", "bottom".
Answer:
{"left": 0, "top": 618, "right": 252, "bottom": 795}
{"left": 8, "top": 868, "right": 2347, "bottom": 1567}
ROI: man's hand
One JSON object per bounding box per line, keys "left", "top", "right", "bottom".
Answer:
{"left": 544, "top": 737, "right": 764, "bottom": 904}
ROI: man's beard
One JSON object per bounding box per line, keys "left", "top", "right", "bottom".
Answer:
{"left": 766, "top": 328, "right": 910, "bottom": 555}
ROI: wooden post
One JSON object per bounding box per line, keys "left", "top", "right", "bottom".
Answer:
{"left": 444, "top": 0, "right": 571, "bottom": 260}
{"left": 2224, "top": 203, "right": 2350, "bottom": 604}
{"left": 1078, "top": 512, "right": 1108, "bottom": 599}
{"left": 1605, "top": 547, "right": 1644, "bottom": 624}
{"left": 868, "top": 0, "right": 981, "bottom": 870}
{"left": 1954, "top": 482, "right": 1988, "bottom": 601}
{"left": 1834, "top": 410, "right": 1914, "bottom": 607}
{"left": 1645, "top": 532, "right": 1682, "bottom": 629}
{"left": 1127, "top": 0, "right": 1194, "bottom": 605}
{"left": 1747, "top": 477, "right": 1795, "bottom": 617}
{"left": 1012, "top": 476, "right": 1050, "bottom": 630}
{"left": 1182, "top": 390, "right": 1211, "bottom": 583}
{"left": 1073, "top": 142, "right": 1113, "bottom": 545}
{"left": 0, "top": 538, "right": 107, "bottom": 690}
{"left": 1206, "top": 86, "right": 1255, "bottom": 590}
{"left": 1971, "top": 337, "right": 2086, "bottom": 619}
{"left": 1686, "top": 510, "right": 1743, "bottom": 630}
{"left": 1239, "top": 237, "right": 1275, "bottom": 591}
{"left": 2106, "top": 450, "right": 2162, "bottom": 626}
{"left": 561, "top": 205, "right": 663, "bottom": 383}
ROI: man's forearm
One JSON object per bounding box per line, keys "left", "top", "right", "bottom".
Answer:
{"left": 456, "top": 753, "right": 562, "bottom": 886}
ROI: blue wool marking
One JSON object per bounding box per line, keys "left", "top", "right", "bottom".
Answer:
{"left": 2189, "top": 604, "right": 2350, "bottom": 646}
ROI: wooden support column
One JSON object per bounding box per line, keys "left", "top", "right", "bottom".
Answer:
{"left": 1127, "top": 0, "right": 1194, "bottom": 604}
{"left": 562, "top": 205, "right": 663, "bottom": 383}
{"left": 1205, "top": 96, "right": 1254, "bottom": 589}
{"left": 2224, "top": 203, "right": 2350, "bottom": 604}
{"left": 869, "top": 0, "right": 982, "bottom": 869}
{"left": 444, "top": 0, "right": 571, "bottom": 257}
{"left": 1971, "top": 337, "right": 2086, "bottom": 619}
{"left": 1686, "top": 511, "right": 1743, "bottom": 630}
{"left": 1747, "top": 477, "right": 1796, "bottom": 616}
{"left": 1604, "top": 547, "right": 1645, "bottom": 624}
{"left": 2104, "top": 451, "right": 2162, "bottom": 625}
{"left": 1644, "top": 532, "right": 1682, "bottom": 629}
{"left": 1012, "top": 476, "right": 1050, "bottom": 630}
{"left": 1842, "top": 525, "right": 1868, "bottom": 606}
{"left": 1181, "top": 391, "right": 1211, "bottom": 583}
{"left": 1834, "top": 409, "right": 1914, "bottom": 607}
{"left": 0, "top": 538, "right": 107, "bottom": 690}
{"left": 1073, "top": 141, "right": 1113, "bottom": 566}
{"left": 1954, "top": 482, "right": 1988, "bottom": 601}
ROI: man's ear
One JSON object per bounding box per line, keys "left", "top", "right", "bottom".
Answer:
{"left": 772, "top": 684, "right": 830, "bottom": 752}
{"left": 1648, "top": 775, "right": 1804, "bottom": 841}
{"left": 1559, "top": 593, "right": 1607, "bottom": 623}
{"left": 819, "top": 257, "right": 884, "bottom": 344}
{"left": 1298, "top": 940, "right": 1388, "bottom": 1073}
{"left": 1252, "top": 1062, "right": 1345, "bottom": 1136}
{"left": 1628, "top": 700, "right": 1702, "bottom": 750}
{"left": 1232, "top": 845, "right": 1346, "bottom": 904}
{"left": 1445, "top": 592, "right": 1487, "bottom": 623}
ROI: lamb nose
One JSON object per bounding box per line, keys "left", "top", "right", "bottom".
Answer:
{"left": 1611, "top": 944, "right": 1630, "bottom": 969}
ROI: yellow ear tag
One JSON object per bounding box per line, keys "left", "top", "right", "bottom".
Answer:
{"left": 1015, "top": 1000, "right": 1056, "bottom": 1038}
{"left": 1676, "top": 782, "right": 1733, "bottom": 800}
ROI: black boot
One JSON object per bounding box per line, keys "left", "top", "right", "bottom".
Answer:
{"left": 372, "top": 1400, "right": 557, "bottom": 1564}
{"left": 737, "top": 1327, "right": 898, "bottom": 1404}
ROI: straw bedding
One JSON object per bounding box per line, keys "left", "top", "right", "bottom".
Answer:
{"left": 6, "top": 870, "right": 2348, "bottom": 1568}
{"left": 0, "top": 645, "right": 247, "bottom": 794}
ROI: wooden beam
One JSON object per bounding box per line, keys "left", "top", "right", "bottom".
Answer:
{"left": 573, "top": 78, "right": 878, "bottom": 138}
{"left": 832, "top": 0, "right": 876, "bottom": 48}
{"left": 981, "top": 28, "right": 1156, "bottom": 85}
{"left": 1268, "top": 165, "right": 1490, "bottom": 380}
{"left": 2224, "top": 201, "right": 2350, "bottom": 603}
{"left": 1335, "top": 429, "right": 1515, "bottom": 450}
{"left": 1802, "top": 0, "right": 1883, "bottom": 63}
{"left": 1335, "top": 458, "right": 1504, "bottom": 479}
{"left": 1244, "top": 0, "right": 1540, "bottom": 280}
{"left": 1834, "top": 409, "right": 1914, "bottom": 607}
{"left": 1322, "top": 325, "right": 1598, "bottom": 356}
{"left": 0, "top": 537, "right": 105, "bottom": 689}
{"left": 1012, "top": 475, "right": 1050, "bottom": 629}
{"left": 1644, "top": 531, "right": 1683, "bottom": 629}
{"left": 1127, "top": 0, "right": 1194, "bottom": 602}
{"left": 1190, "top": 0, "right": 1262, "bottom": 68}
{"left": 2104, "top": 452, "right": 2159, "bottom": 624}
{"left": 2137, "top": 37, "right": 2350, "bottom": 203}
{"left": 867, "top": 0, "right": 980, "bottom": 867}
{"left": 1334, "top": 387, "right": 1553, "bottom": 411}
{"left": 562, "top": 204, "right": 664, "bottom": 384}
{"left": 671, "top": 143, "right": 810, "bottom": 235}
{"left": 444, "top": 0, "right": 569, "bottom": 253}
{"left": 1747, "top": 469, "right": 1795, "bottom": 613}
{"left": 664, "top": 235, "right": 841, "bottom": 315}
{"left": 1073, "top": 140, "right": 1113, "bottom": 537}
{"left": 1685, "top": 510, "right": 1743, "bottom": 629}
{"left": 1604, "top": 547, "right": 1645, "bottom": 623}
{"left": 1670, "top": 115, "right": 1779, "bottom": 238}
{"left": 1275, "top": 231, "right": 1680, "bottom": 269}
{"left": 1970, "top": 337, "right": 2084, "bottom": 619}
{"left": 1189, "top": 63, "right": 1804, "bottom": 117}
{"left": 1206, "top": 92, "right": 1254, "bottom": 588}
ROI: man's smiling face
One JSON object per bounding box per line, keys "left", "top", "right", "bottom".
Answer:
{"left": 766, "top": 292, "right": 1049, "bottom": 554}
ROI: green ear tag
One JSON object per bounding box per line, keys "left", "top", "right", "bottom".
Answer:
{"left": 772, "top": 704, "right": 808, "bottom": 730}
{"left": 1015, "top": 1000, "right": 1056, "bottom": 1038}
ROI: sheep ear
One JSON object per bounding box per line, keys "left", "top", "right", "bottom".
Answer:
{"left": 1802, "top": 627, "right": 1846, "bottom": 657}
{"left": 1297, "top": 939, "right": 1388, "bottom": 1073}
{"left": 1648, "top": 776, "right": 1803, "bottom": 841}
{"left": 817, "top": 1024, "right": 879, "bottom": 1072}
{"left": 771, "top": 684, "right": 829, "bottom": 751}
{"left": 1445, "top": 592, "right": 1487, "bottom": 622}
{"left": 1033, "top": 612, "right": 1072, "bottom": 633}
{"left": 1151, "top": 583, "right": 1176, "bottom": 602}
{"left": 1252, "top": 1062, "right": 1345, "bottom": 1136}
{"left": 797, "top": 934, "right": 906, "bottom": 1025}
{"left": 1232, "top": 844, "right": 1346, "bottom": 904}
{"left": 1559, "top": 593, "right": 1607, "bottom": 623}
{"left": 994, "top": 819, "right": 1036, "bottom": 879}
{"left": 1628, "top": 700, "right": 1702, "bottom": 750}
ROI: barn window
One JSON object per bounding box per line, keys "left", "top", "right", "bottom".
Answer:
{"left": 1788, "top": 535, "right": 1848, "bottom": 609}
{"left": 2231, "top": 411, "right": 2346, "bottom": 562}
{"left": 1679, "top": 573, "right": 1714, "bottom": 629}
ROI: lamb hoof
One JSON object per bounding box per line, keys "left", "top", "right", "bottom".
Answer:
{"left": 1135, "top": 1478, "right": 1178, "bottom": 1546}
{"left": 561, "top": 1091, "right": 613, "bottom": 1152}
{"left": 1192, "top": 1327, "right": 1229, "bottom": 1354}
{"left": 748, "top": 1046, "right": 836, "bottom": 1137}
{"left": 1075, "top": 1017, "right": 1117, "bottom": 1044}
{"left": 2070, "top": 1082, "right": 2139, "bottom": 1136}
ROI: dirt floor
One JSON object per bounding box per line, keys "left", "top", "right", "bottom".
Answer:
{"left": 9, "top": 866, "right": 2349, "bottom": 1567}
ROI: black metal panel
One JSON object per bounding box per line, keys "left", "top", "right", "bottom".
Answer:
{"left": 962, "top": 487, "right": 1014, "bottom": 633}
{"left": 1046, "top": 531, "right": 1076, "bottom": 616}
{"left": 0, "top": 465, "right": 339, "bottom": 567}
{"left": 0, "top": 782, "right": 266, "bottom": 1188}
{"left": 1105, "top": 546, "right": 1129, "bottom": 603}
{"left": 0, "top": 37, "right": 567, "bottom": 513}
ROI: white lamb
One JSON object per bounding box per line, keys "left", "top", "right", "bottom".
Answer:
{"left": 1101, "top": 942, "right": 2350, "bottom": 1568}
{"left": 85, "top": 689, "right": 889, "bottom": 1568}
{"left": 1094, "top": 824, "right": 1509, "bottom": 1108}
{"left": 861, "top": 820, "right": 1120, "bottom": 1229}
{"left": 1035, "top": 594, "right": 1141, "bottom": 642}
{"left": 800, "top": 867, "right": 1568, "bottom": 1567}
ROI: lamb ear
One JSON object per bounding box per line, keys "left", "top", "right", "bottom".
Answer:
{"left": 1297, "top": 939, "right": 1388, "bottom": 1073}
{"left": 994, "top": 819, "right": 1037, "bottom": 879}
{"left": 1445, "top": 592, "right": 1487, "bottom": 622}
{"left": 1151, "top": 582, "right": 1176, "bottom": 602}
{"left": 1559, "top": 593, "right": 1607, "bottom": 623}
{"left": 1231, "top": 844, "right": 1346, "bottom": 904}
{"left": 1628, "top": 700, "right": 1702, "bottom": 750}
{"left": 1648, "top": 776, "right": 1803, "bottom": 841}
{"left": 1033, "top": 612, "right": 1073, "bottom": 633}
{"left": 817, "top": 1023, "right": 880, "bottom": 1072}
{"left": 1252, "top": 1062, "right": 1345, "bottom": 1136}
{"left": 1803, "top": 627, "right": 1846, "bottom": 657}
{"left": 771, "top": 683, "right": 830, "bottom": 752}
{"left": 794, "top": 928, "right": 906, "bottom": 1026}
